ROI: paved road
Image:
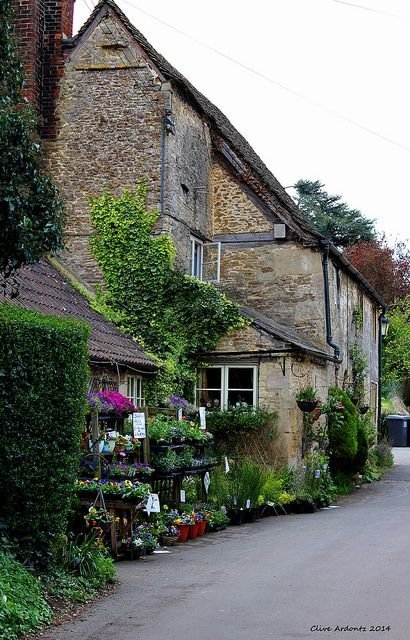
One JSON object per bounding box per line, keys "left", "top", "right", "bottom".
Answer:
{"left": 42, "top": 450, "right": 410, "bottom": 640}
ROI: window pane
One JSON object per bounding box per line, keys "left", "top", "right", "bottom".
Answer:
{"left": 228, "top": 368, "right": 253, "bottom": 390}
{"left": 127, "top": 375, "right": 144, "bottom": 407}
{"left": 196, "top": 390, "right": 222, "bottom": 408}
{"left": 197, "top": 367, "right": 222, "bottom": 389}
{"left": 127, "top": 377, "right": 134, "bottom": 400}
{"left": 192, "top": 240, "right": 203, "bottom": 278}
{"left": 202, "top": 243, "right": 220, "bottom": 282}
{"left": 228, "top": 390, "right": 253, "bottom": 407}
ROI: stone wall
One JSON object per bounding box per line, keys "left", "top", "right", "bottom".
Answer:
{"left": 219, "top": 241, "right": 325, "bottom": 344}
{"left": 212, "top": 163, "right": 272, "bottom": 234}
{"left": 207, "top": 322, "right": 336, "bottom": 464}
{"left": 332, "top": 268, "right": 379, "bottom": 411}
{"left": 44, "top": 10, "right": 166, "bottom": 286}
{"left": 161, "top": 89, "right": 214, "bottom": 271}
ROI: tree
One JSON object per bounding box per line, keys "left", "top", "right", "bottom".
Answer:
{"left": 382, "top": 296, "right": 410, "bottom": 399}
{"left": 0, "top": 0, "right": 65, "bottom": 279}
{"left": 344, "top": 236, "right": 410, "bottom": 305}
{"left": 294, "top": 179, "right": 376, "bottom": 248}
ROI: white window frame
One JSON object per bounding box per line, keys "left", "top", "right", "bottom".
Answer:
{"left": 190, "top": 237, "right": 221, "bottom": 283}
{"left": 127, "top": 375, "right": 145, "bottom": 408}
{"left": 191, "top": 236, "right": 203, "bottom": 280}
{"left": 196, "top": 364, "right": 258, "bottom": 409}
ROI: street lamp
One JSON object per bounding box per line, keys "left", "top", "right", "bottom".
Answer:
{"left": 377, "top": 311, "right": 389, "bottom": 438}
{"left": 380, "top": 314, "right": 389, "bottom": 337}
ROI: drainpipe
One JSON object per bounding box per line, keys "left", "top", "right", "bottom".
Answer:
{"left": 320, "top": 239, "right": 341, "bottom": 361}
{"left": 159, "top": 116, "right": 166, "bottom": 226}
{"left": 159, "top": 83, "right": 175, "bottom": 230}
{"left": 377, "top": 307, "right": 387, "bottom": 440}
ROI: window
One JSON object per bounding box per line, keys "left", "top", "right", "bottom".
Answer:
{"left": 191, "top": 237, "right": 203, "bottom": 279}
{"left": 127, "top": 375, "right": 145, "bottom": 408}
{"left": 190, "top": 236, "right": 221, "bottom": 282}
{"left": 196, "top": 365, "right": 257, "bottom": 408}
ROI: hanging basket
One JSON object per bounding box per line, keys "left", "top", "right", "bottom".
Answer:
{"left": 296, "top": 400, "right": 319, "bottom": 413}
{"left": 84, "top": 488, "right": 114, "bottom": 530}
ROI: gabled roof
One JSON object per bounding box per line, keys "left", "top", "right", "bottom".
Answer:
{"left": 241, "top": 306, "right": 332, "bottom": 361}
{"left": 70, "top": 0, "right": 385, "bottom": 307}
{"left": 1, "top": 260, "right": 157, "bottom": 373}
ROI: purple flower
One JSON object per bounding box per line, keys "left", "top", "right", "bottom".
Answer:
{"left": 87, "top": 390, "right": 136, "bottom": 415}
{"left": 169, "top": 395, "right": 189, "bottom": 409}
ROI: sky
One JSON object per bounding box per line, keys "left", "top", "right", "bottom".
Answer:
{"left": 73, "top": 0, "right": 410, "bottom": 246}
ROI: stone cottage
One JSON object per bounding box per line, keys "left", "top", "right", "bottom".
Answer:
{"left": 14, "top": 0, "right": 386, "bottom": 462}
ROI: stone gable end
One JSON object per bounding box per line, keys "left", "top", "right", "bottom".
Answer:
{"left": 212, "top": 162, "right": 272, "bottom": 234}
{"left": 44, "top": 9, "right": 166, "bottom": 285}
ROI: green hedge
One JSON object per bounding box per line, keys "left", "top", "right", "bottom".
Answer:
{"left": 0, "top": 304, "right": 90, "bottom": 563}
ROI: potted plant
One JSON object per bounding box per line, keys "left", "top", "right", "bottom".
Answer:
{"left": 295, "top": 385, "right": 320, "bottom": 412}
{"left": 160, "top": 523, "right": 180, "bottom": 546}
{"left": 207, "top": 509, "right": 230, "bottom": 532}
{"left": 87, "top": 390, "right": 137, "bottom": 417}
{"left": 84, "top": 506, "right": 115, "bottom": 529}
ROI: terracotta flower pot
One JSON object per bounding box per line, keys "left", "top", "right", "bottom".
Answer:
{"left": 177, "top": 524, "right": 190, "bottom": 543}
{"left": 187, "top": 522, "right": 200, "bottom": 539}
{"left": 197, "top": 521, "right": 206, "bottom": 536}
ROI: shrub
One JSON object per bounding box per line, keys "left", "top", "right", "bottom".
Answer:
{"left": 0, "top": 304, "right": 90, "bottom": 564}
{"left": 226, "top": 459, "right": 268, "bottom": 509}
{"left": 0, "top": 550, "right": 52, "bottom": 640}
{"left": 324, "top": 387, "right": 359, "bottom": 473}
{"left": 261, "top": 469, "right": 285, "bottom": 504}
{"left": 51, "top": 533, "right": 116, "bottom": 583}
{"left": 372, "top": 440, "right": 394, "bottom": 470}
{"left": 332, "top": 471, "right": 354, "bottom": 496}
{"left": 208, "top": 509, "right": 230, "bottom": 528}
{"left": 206, "top": 405, "right": 278, "bottom": 453}
{"left": 207, "top": 466, "right": 231, "bottom": 509}
{"left": 302, "top": 452, "right": 336, "bottom": 507}
{"left": 352, "top": 417, "right": 369, "bottom": 474}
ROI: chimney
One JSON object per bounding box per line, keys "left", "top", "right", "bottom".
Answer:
{"left": 14, "top": 0, "right": 44, "bottom": 106}
{"left": 14, "top": 0, "right": 76, "bottom": 138}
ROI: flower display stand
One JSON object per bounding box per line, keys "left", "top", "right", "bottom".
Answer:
{"left": 78, "top": 495, "right": 145, "bottom": 558}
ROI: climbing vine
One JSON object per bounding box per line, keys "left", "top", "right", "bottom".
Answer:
{"left": 89, "top": 184, "right": 246, "bottom": 403}
{"left": 348, "top": 343, "right": 367, "bottom": 403}
{"left": 0, "top": 0, "right": 65, "bottom": 279}
{"left": 352, "top": 305, "right": 364, "bottom": 332}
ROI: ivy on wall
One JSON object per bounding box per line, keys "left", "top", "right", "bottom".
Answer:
{"left": 0, "top": 0, "right": 65, "bottom": 279}
{"left": 349, "top": 343, "right": 367, "bottom": 403}
{"left": 89, "top": 184, "right": 246, "bottom": 403}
